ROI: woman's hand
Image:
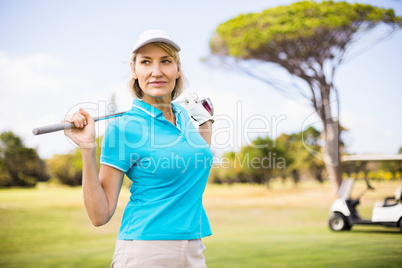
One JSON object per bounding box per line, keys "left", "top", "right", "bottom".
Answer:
{"left": 64, "top": 108, "right": 96, "bottom": 149}
{"left": 183, "top": 91, "right": 214, "bottom": 126}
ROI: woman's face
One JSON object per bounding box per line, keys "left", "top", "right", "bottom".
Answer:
{"left": 132, "top": 43, "right": 180, "bottom": 101}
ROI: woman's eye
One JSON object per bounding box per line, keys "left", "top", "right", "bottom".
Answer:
{"left": 162, "top": 59, "right": 172, "bottom": 64}
{"left": 140, "top": 60, "right": 150, "bottom": 64}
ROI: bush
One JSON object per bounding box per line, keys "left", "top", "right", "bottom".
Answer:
{"left": 0, "top": 131, "right": 48, "bottom": 187}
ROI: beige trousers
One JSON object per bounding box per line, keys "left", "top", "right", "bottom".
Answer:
{"left": 111, "top": 239, "right": 207, "bottom": 268}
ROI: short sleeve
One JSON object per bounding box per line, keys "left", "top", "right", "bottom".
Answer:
{"left": 100, "top": 120, "right": 132, "bottom": 172}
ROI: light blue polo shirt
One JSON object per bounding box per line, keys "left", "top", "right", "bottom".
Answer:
{"left": 100, "top": 99, "right": 213, "bottom": 240}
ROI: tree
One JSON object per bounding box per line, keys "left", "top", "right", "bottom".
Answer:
{"left": 209, "top": 1, "right": 401, "bottom": 191}
{"left": 276, "top": 127, "right": 326, "bottom": 184}
{"left": 0, "top": 131, "right": 48, "bottom": 187}
{"left": 210, "top": 128, "right": 326, "bottom": 186}
{"left": 46, "top": 150, "right": 83, "bottom": 186}
{"left": 229, "top": 136, "right": 288, "bottom": 187}
{"left": 47, "top": 136, "right": 103, "bottom": 186}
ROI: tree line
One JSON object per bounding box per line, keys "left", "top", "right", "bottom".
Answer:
{"left": 0, "top": 131, "right": 101, "bottom": 187}
{"left": 209, "top": 127, "right": 402, "bottom": 187}
{"left": 1, "top": 130, "right": 400, "bottom": 188}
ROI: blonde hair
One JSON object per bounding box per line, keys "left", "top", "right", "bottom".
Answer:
{"left": 129, "top": 42, "right": 187, "bottom": 100}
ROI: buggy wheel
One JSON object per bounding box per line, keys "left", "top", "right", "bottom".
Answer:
{"left": 329, "top": 213, "right": 350, "bottom": 231}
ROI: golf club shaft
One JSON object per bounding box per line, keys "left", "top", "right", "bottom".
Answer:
{"left": 32, "top": 100, "right": 191, "bottom": 136}
{"left": 32, "top": 111, "right": 127, "bottom": 136}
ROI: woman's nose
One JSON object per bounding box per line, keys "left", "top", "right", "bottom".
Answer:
{"left": 151, "top": 64, "right": 163, "bottom": 77}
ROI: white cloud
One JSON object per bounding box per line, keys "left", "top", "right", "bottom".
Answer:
{"left": 0, "top": 52, "right": 64, "bottom": 93}
{"left": 0, "top": 52, "right": 91, "bottom": 158}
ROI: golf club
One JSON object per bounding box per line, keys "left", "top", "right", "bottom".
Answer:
{"left": 32, "top": 98, "right": 214, "bottom": 136}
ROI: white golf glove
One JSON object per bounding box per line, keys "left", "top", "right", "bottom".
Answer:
{"left": 182, "top": 91, "right": 214, "bottom": 126}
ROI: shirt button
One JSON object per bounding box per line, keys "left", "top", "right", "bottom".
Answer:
{"left": 178, "top": 132, "right": 183, "bottom": 136}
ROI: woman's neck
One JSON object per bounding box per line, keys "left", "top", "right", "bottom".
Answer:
{"left": 142, "top": 95, "right": 175, "bottom": 124}
{"left": 142, "top": 94, "right": 171, "bottom": 111}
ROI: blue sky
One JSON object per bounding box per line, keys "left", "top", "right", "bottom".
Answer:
{"left": 0, "top": 0, "right": 401, "bottom": 158}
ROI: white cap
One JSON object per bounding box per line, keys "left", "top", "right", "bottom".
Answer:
{"left": 132, "top": 29, "right": 181, "bottom": 53}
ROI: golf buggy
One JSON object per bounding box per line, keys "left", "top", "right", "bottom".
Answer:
{"left": 329, "top": 178, "right": 402, "bottom": 232}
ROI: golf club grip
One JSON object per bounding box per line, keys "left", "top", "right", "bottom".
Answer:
{"left": 31, "top": 113, "right": 122, "bottom": 136}
{"left": 32, "top": 122, "right": 76, "bottom": 135}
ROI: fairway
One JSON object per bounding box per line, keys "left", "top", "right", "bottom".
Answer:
{"left": 1, "top": 181, "right": 401, "bottom": 267}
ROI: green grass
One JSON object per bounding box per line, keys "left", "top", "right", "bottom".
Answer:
{"left": 1, "top": 181, "right": 401, "bottom": 267}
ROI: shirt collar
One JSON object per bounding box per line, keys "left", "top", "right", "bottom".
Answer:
{"left": 171, "top": 102, "right": 182, "bottom": 116}
{"left": 131, "top": 99, "right": 182, "bottom": 118}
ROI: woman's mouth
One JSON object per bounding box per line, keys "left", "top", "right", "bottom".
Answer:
{"left": 149, "top": 81, "right": 167, "bottom": 87}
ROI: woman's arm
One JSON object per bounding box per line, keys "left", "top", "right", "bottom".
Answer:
{"left": 81, "top": 149, "right": 124, "bottom": 226}
{"left": 198, "top": 121, "right": 213, "bottom": 147}
{"left": 65, "top": 108, "right": 124, "bottom": 226}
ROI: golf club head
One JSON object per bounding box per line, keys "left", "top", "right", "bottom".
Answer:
{"left": 175, "top": 91, "right": 214, "bottom": 116}
{"left": 201, "top": 97, "right": 214, "bottom": 116}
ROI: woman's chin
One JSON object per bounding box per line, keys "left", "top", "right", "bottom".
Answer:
{"left": 143, "top": 91, "right": 173, "bottom": 102}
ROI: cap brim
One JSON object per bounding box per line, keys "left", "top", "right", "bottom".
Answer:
{"left": 132, "top": 38, "right": 181, "bottom": 53}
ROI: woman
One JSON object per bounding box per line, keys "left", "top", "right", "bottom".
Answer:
{"left": 65, "top": 29, "right": 214, "bottom": 267}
